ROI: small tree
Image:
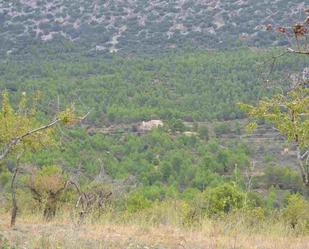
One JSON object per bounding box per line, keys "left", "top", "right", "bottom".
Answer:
{"left": 27, "top": 165, "right": 69, "bottom": 221}
{"left": 0, "top": 91, "right": 76, "bottom": 162}
{"left": 0, "top": 91, "right": 79, "bottom": 226}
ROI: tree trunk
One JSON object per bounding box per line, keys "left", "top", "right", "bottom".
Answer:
{"left": 43, "top": 193, "right": 57, "bottom": 221}
{"left": 296, "top": 147, "right": 309, "bottom": 187}
{"left": 299, "top": 160, "right": 309, "bottom": 187}
{"left": 10, "top": 168, "right": 18, "bottom": 228}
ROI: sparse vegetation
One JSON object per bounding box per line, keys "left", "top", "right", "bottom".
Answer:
{"left": 0, "top": 0, "right": 307, "bottom": 56}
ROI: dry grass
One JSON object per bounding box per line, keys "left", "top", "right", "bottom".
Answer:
{"left": 0, "top": 211, "right": 309, "bottom": 249}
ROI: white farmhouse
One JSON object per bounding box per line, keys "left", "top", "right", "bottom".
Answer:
{"left": 139, "top": 120, "right": 164, "bottom": 132}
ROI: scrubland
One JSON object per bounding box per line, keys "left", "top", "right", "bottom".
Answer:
{"left": 1, "top": 203, "right": 308, "bottom": 249}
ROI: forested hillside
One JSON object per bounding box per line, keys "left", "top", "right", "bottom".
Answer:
{"left": 1, "top": 49, "right": 307, "bottom": 124}
{"left": 0, "top": 49, "right": 308, "bottom": 196}
{"left": 0, "top": 0, "right": 307, "bottom": 56}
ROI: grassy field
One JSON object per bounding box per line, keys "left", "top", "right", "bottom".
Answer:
{"left": 1, "top": 212, "right": 308, "bottom": 249}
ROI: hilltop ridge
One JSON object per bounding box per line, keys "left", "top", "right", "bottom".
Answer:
{"left": 0, "top": 0, "right": 307, "bottom": 56}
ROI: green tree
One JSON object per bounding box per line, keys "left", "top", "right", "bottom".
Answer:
{"left": 240, "top": 12, "right": 309, "bottom": 187}
{"left": 0, "top": 91, "right": 76, "bottom": 162}
{"left": 241, "top": 85, "right": 309, "bottom": 186}
{"left": 0, "top": 91, "right": 78, "bottom": 227}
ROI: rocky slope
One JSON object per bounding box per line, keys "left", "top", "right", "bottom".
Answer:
{"left": 0, "top": 0, "right": 307, "bottom": 56}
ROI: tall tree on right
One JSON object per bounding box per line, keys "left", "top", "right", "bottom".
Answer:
{"left": 240, "top": 9, "right": 309, "bottom": 187}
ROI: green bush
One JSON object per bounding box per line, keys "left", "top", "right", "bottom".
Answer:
{"left": 246, "top": 191, "right": 265, "bottom": 208}
{"left": 126, "top": 191, "right": 152, "bottom": 213}
{"left": 168, "top": 118, "right": 186, "bottom": 132}
{"left": 198, "top": 125, "right": 209, "bottom": 140}
{"left": 214, "top": 123, "right": 231, "bottom": 137}
{"left": 181, "top": 187, "right": 201, "bottom": 201}
{"left": 263, "top": 166, "right": 303, "bottom": 192}
{"left": 282, "top": 194, "right": 309, "bottom": 230}
{"left": 201, "top": 184, "right": 245, "bottom": 216}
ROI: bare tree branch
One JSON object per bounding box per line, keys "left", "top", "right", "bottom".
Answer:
{"left": 79, "top": 110, "right": 91, "bottom": 121}
{"left": 287, "top": 47, "right": 309, "bottom": 55}
{"left": 300, "top": 149, "right": 309, "bottom": 160}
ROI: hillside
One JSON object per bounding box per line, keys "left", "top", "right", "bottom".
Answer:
{"left": 1, "top": 49, "right": 307, "bottom": 124}
{"left": 0, "top": 0, "right": 307, "bottom": 56}
{"left": 0, "top": 49, "right": 307, "bottom": 198}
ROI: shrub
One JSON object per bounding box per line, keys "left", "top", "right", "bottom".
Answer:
{"left": 198, "top": 125, "right": 209, "bottom": 140}
{"left": 126, "top": 191, "right": 152, "bottom": 213}
{"left": 168, "top": 118, "right": 186, "bottom": 132}
{"left": 246, "top": 191, "right": 266, "bottom": 208}
{"left": 244, "top": 207, "right": 266, "bottom": 224}
{"left": 214, "top": 123, "right": 231, "bottom": 137}
{"left": 201, "top": 184, "right": 245, "bottom": 217}
{"left": 26, "top": 165, "right": 68, "bottom": 220}
{"left": 263, "top": 166, "right": 303, "bottom": 192}
{"left": 181, "top": 187, "right": 201, "bottom": 201}
{"left": 282, "top": 194, "right": 309, "bottom": 230}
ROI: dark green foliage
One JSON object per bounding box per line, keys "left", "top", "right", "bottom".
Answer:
{"left": 214, "top": 123, "right": 231, "bottom": 137}
{"left": 167, "top": 118, "right": 186, "bottom": 132}
{"left": 263, "top": 166, "right": 304, "bottom": 192}
{"left": 198, "top": 125, "right": 209, "bottom": 140}
{"left": 187, "top": 184, "right": 267, "bottom": 220}
{"left": 1, "top": 49, "right": 306, "bottom": 125}
{"left": 22, "top": 127, "right": 252, "bottom": 196}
